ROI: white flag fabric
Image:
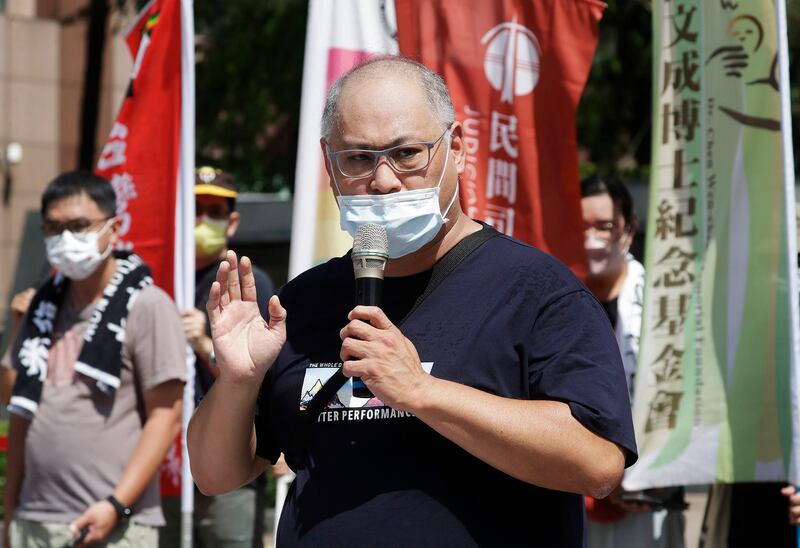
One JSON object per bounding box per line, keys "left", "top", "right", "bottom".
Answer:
{"left": 288, "top": 0, "right": 398, "bottom": 279}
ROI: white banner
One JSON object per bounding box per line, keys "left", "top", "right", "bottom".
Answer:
{"left": 288, "top": 0, "right": 398, "bottom": 279}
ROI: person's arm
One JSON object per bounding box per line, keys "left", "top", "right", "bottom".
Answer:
{"left": 0, "top": 369, "right": 17, "bottom": 407}
{"left": 69, "top": 380, "right": 183, "bottom": 544}
{"left": 0, "top": 288, "right": 36, "bottom": 405}
{"left": 8, "top": 289, "right": 35, "bottom": 337}
{"left": 339, "top": 306, "right": 626, "bottom": 498}
{"left": 3, "top": 414, "right": 30, "bottom": 548}
{"left": 188, "top": 251, "right": 287, "bottom": 495}
{"left": 413, "top": 379, "right": 623, "bottom": 497}
{"left": 188, "top": 373, "right": 268, "bottom": 494}
{"left": 181, "top": 308, "right": 218, "bottom": 377}
{"left": 781, "top": 485, "right": 800, "bottom": 524}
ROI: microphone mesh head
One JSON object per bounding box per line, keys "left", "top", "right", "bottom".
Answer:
{"left": 353, "top": 224, "right": 389, "bottom": 259}
{"left": 353, "top": 224, "right": 389, "bottom": 272}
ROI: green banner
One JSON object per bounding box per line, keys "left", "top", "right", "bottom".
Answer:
{"left": 626, "top": 0, "right": 798, "bottom": 489}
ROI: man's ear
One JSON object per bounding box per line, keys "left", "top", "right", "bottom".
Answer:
{"left": 320, "top": 139, "right": 334, "bottom": 180}
{"left": 320, "top": 139, "right": 341, "bottom": 196}
{"left": 226, "top": 211, "right": 241, "bottom": 239}
{"left": 449, "top": 122, "right": 466, "bottom": 175}
{"left": 624, "top": 220, "right": 638, "bottom": 250}
{"left": 107, "top": 216, "right": 122, "bottom": 247}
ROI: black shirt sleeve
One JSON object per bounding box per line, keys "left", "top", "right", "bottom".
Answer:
{"left": 526, "top": 289, "right": 638, "bottom": 467}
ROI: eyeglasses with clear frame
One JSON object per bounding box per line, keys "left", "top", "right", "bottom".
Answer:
{"left": 328, "top": 129, "right": 450, "bottom": 178}
{"left": 195, "top": 203, "right": 231, "bottom": 220}
{"left": 42, "top": 217, "right": 112, "bottom": 237}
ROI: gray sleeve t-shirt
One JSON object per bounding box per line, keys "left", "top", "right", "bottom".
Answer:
{"left": 9, "top": 285, "right": 187, "bottom": 526}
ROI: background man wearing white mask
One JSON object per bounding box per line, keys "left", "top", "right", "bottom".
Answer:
{"left": 0, "top": 171, "right": 186, "bottom": 547}
{"left": 187, "top": 56, "right": 637, "bottom": 547}
{"left": 580, "top": 174, "right": 686, "bottom": 548}
{"left": 160, "top": 167, "right": 274, "bottom": 548}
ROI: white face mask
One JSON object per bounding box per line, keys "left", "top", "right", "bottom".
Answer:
{"left": 45, "top": 219, "right": 114, "bottom": 280}
{"left": 584, "top": 231, "right": 629, "bottom": 276}
{"left": 332, "top": 132, "right": 458, "bottom": 259}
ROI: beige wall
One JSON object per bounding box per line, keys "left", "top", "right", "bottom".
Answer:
{"left": 0, "top": 0, "right": 132, "bottom": 330}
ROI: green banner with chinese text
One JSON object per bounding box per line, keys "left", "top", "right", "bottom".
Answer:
{"left": 626, "top": 0, "right": 799, "bottom": 489}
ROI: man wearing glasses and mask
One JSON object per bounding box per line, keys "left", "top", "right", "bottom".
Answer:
{"left": 188, "top": 56, "right": 637, "bottom": 547}
{"left": 1, "top": 171, "right": 186, "bottom": 547}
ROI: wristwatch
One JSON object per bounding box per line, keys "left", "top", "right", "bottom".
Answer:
{"left": 106, "top": 495, "right": 132, "bottom": 521}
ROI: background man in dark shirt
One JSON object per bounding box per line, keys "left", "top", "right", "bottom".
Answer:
{"left": 160, "top": 167, "right": 274, "bottom": 548}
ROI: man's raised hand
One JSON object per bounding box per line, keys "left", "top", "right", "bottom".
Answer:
{"left": 206, "top": 250, "right": 286, "bottom": 384}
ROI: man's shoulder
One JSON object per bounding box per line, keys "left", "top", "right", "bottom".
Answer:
{"left": 126, "top": 285, "right": 181, "bottom": 334}
{"left": 124, "top": 285, "right": 186, "bottom": 379}
{"left": 474, "top": 232, "right": 585, "bottom": 296}
{"left": 130, "top": 284, "right": 176, "bottom": 311}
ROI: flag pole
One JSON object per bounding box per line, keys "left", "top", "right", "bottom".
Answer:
{"left": 178, "top": 0, "right": 196, "bottom": 546}
{"left": 775, "top": 0, "right": 800, "bottom": 536}
{"left": 287, "top": 0, "right": 328, "bottom": 279}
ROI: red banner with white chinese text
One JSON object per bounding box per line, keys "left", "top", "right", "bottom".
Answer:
{"left": 396, "top": 0, "right": 605, "bottom": 277}
{"left": 94, "top": 0, "right": 183, "bottom": 498}
{"left": 95, "top": 0, "right": 181, "bottom": 297}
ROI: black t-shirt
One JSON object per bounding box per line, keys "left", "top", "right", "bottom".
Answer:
{"left": 255, "top": 232, "right": 637, "bottom": 547}
{"left": 601, "top": 297, "right": 619, "bottom": 329}
{"left": 195, "top": 258, "right": 274, "bottom": 403}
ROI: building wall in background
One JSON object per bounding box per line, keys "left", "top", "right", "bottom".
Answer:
{"left": 0, "top": 0, "right": 131, "bottom": 333}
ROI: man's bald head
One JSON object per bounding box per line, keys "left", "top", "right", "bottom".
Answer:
{"left": 321, "top": 56, "right": 456, "bottom": 141}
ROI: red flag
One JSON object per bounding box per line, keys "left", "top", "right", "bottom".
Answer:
{"left": 396, "top": 0, "right": 605, "bottom": 277}
{"left": 95, "top": 0, "right": 184, "bottom": 498}
{"left": 95, "top": 0, "right": 182, "bottom": 297}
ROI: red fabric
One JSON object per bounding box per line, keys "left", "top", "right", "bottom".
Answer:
{"left": 95, "top": 0, "right": 183, "bottom": 497}
{"left": 585, "top": 495, "right": 627, "bottom": 523}
{"left": 95, "top": 0, "right": 181, "bottom": 298}
{"left": 396, "top": 0, "right": 605, "bottom": 277}
{"left": 160, "top": 435, "right": 182, "bottom": 498}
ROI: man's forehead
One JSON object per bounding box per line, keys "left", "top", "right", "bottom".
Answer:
{"left": 196, "top": 194, "right": 229, "bottom": 206}
{"left": 334, "top": 132, "right": 429, "bottom": 150}
{"left": 332, "top": 73, "right": 439, "bottom": 145}
{"left": 582, "top": 194, "right": 622, "bottom": 220}
{"left": 45, "top": 192, "right": 102, "bottom": 219}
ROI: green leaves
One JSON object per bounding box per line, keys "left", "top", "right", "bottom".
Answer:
{"left": 577, "top": 1, "right": 653, "bottom": 179}
{"left": 194, "top": 0, "right": 308, "bottom": 193}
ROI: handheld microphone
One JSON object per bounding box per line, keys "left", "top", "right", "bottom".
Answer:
{"left": 351, "top": 224, "right": 388, "bottom": 398}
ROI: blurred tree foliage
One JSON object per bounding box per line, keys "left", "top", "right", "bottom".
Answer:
{"left": 577, "top": 0, "right": 653, "bottom": 178}
{"left": 115, "top": 0, "right": 797, "bottom": 191}
{"left": 788, "top": 2, "right": 800, "bottom": 173}
{"left": 194, "top": 0, "right": 307, "bottom": 193}
{"left": 578, "top": 1, "right": 800, "bottom": 180}
{"left": 187, "top": 0, "right": 800, "bottom": 191}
